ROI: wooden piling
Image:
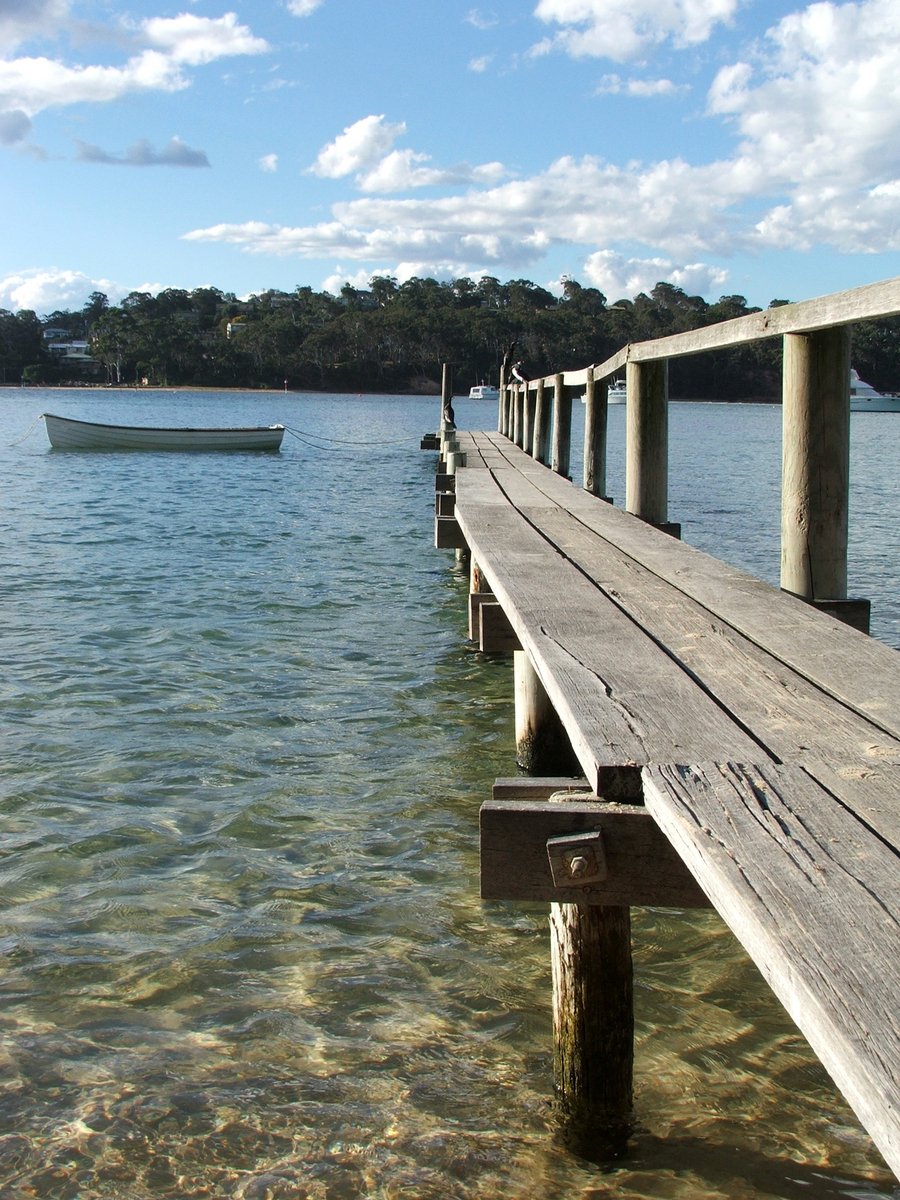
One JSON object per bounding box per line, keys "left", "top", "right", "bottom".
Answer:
{"left": 781, "top": 329, "right": 851, "bottom": 601}
{"left": 583, "top": 368, "right": 609, "bottom": 499}
{"left": 533, "top": 379, "right": 549, "bottom": 464}
{"left": 551, "top": 374, "right": 572, "bottom": 479}
{"left": 514, "top": 651, "right": 577, "bottom": 774}
{"left": 513, "top": 650, "right": 634, "bottom": 1153}
{"left": 625, "top": 360, "right": 668, "bottom": 524}
{"left": 550, "top": 900, "right": 634, "bottom": 1147}
{"left": 523, "top": 384, "right": 536, "bottom": 456}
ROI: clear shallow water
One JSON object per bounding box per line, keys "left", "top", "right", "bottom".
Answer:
{"left": 0, "top": 389, "right": 897, "bottom": 1199}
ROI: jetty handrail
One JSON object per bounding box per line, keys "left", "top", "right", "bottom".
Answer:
{"left": 536, "top": 276, "right": 900, "bottom": 389}
{"left": 498, "top": 274, "right": 900, "bottom": 635}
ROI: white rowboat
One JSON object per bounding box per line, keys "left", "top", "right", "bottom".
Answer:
{"left": 43, "top": 413, "right": 286, "bottom": 452}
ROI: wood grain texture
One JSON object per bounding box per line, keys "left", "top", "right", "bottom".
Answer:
{"left": 474, "top": 434, "right": 899, "bottom": 735}
{"left": 480, "top": 798, "right": 712, "bottom": 906}
{"left": 642, "top": 760, "right": 900, "bottom": 1179}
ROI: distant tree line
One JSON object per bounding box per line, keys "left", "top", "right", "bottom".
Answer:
{"left": 3, "top": 276, "right": 899, "bottom": 398}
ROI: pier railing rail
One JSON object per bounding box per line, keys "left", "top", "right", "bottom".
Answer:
{"left": 499, "top": 275, "right": 900, "bottom": 628}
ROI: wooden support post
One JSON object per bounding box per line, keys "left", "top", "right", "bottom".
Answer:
{"left": 625, "top": 360, "right": 668, "bottom": 525}
{"left": 514, "top": 650, "right": 578, "bottom": 774}
{"left": 441, "top": 363, "right": 454, "bottom": 429}
{"left": 512, "top": 384, "right": 521, "bottom": 447}
{"left": 551, "top": 374, "right": 572, "bottom": 479}
{"left": 583, "top": 368, "right": 609, "bottom": 499}
{"left": 468, "top": 558, "right": 491, "bottom": 640}
{"left": 533, "top": 379, "right": 549, "bottom": 463}
{"left": 523, "top": 384, "right": 535, "bottom": 456}
{"left": 499, "top": 362, "right": 509, "bottom": 434}
{"left": 550, "top": 901, "right": 634, "bottom": 1149}
{"left": 512, "top": 654, "right": 633, "bottom": 1156}
{"left": 781, "top": 328, "right": 851, "bottom": 603}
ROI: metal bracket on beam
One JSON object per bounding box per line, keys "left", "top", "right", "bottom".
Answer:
{"left": 481, "top": 785, "right": 712, "bottom": 908}
{"left": 547, "top": 830, "right": 607, "bottom": 887}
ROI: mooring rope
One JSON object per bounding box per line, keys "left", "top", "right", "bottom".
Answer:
{"left": 283, "top": 424, "right": 420, "bottom": 450}
{"left": 8, "top": 413, "right": 45, "bottom": 447}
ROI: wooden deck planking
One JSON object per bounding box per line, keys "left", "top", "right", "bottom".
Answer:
{"left": 453, "top": 468, "right": 766, "bottom": 799}
{"left": 476, "top": 432, "right": 899, "bottom": 734}
{"left": 443, "top": 434, "right": 900, "bottom": 1175}
{"left": 492, "top": 490, "right": 899, "bottom": 843}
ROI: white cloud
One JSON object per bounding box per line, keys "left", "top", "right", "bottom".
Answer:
{"left": 310, "top": 115, "right": 406, "bottom": 179}
{"left": 259, "top": 152, "right": 279, "bottom": 173}
{"left": 532, "top": 0, "right": 739, "bottom": 62}
{"left": 185, "top": 0, "right": 900, "bottom": 295}
{"left": 321, "top": 266, "right": 378, "bottom": 294}
{"left": 466, "top": 9, "right": 499, "bottom": 30}
{"left": 0, "top": 12, "right": 268, "bottom": 145}
{"left": 286, "top": 0, "right": 325, "bottom": 15}
{"left": 582, "top": 250, "right": 729, "bottom": 298}
{"left": 183, "top": 152, "right": 734, "bottom": 274}
{"left": 358, "top": 148, "right": 506, "bottom": 192}
{"left": 595, "top": 74, "right": 688, "bottom": 96}
{"left": 311, "top": 115, "right": 506, "bottom": 192}
{"left": 140, "top": 13, "right": 268, "bottom": 65}
{"left": 0, "top": 268, "right": 124, "bottom": 313}
{"left": 708, "top": 0, "right": 900, "bottom": 250}
{"left": 469, "top": 54, "right": 494, "bottom": 73}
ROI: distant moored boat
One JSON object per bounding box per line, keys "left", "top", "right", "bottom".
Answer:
{"left": 849, "top": 370, "right": 900, "bottom": 412}
{"left": 468, "top": 384, "right": 500, "bottom": 401}
{"left": 42, "top": 413, "right": 286, "bottom": 452}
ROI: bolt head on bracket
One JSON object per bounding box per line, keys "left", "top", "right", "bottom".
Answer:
{"left": 546, "top": 829, "right": 607, "bottom": 888}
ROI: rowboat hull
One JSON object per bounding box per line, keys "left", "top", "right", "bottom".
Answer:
{"left": 43, "top": 413, "right": 285, "bottom": 452}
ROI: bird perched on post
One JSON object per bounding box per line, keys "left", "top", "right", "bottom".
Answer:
{"left": 511, "top": 361, "right": 527, "bottom": 384}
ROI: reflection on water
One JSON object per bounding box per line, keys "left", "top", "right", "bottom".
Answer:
{"left": 0, "top": 391, "right": 897, "bottom": 1198}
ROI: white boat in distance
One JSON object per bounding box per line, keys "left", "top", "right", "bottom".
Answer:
{"left": 581, "top": 378, "right": 627, "bottom": 404}
{"left": 849, "top": 370, "right": 900, "bottom": 412}
{"left": 469, "top": 384, "right": 500, "bottom": 401}
{"left": 43, "top": 413, "right": 286, "bottom": 452}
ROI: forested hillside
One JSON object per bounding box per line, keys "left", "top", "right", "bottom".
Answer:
{"left": 3, "top": 276, "right": 899, "bottom": 397}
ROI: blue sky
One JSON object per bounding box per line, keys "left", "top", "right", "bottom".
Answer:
{"left": 1, "top": 0, "right": 899, "bottom": 315}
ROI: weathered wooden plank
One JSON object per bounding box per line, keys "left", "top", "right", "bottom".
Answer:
{"left": 513, "top": 503, "right": 900, "bottom": 844}
{"left": 480, "top": 797, "right": 712, "bottom": 907}
{"left": 453, "top": 471, "right": 766, "bottom": 798}
{"left": 642, "top": 760, "right": 900, "bottom": 1179}
{"left": 479, "top": 435, "right": 899, "bottom": 736}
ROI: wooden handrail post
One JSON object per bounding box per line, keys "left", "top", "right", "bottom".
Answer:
{"left": 533, "top": 379, "right": 549, "bottom": 463}
{"left": 524, "top": 384, "right": 536, "bottom": 456}
{"left": 583, "top": 368, "right": 609, "bottom": 498}
{"left": 551, "top": 373, "right": 572, "bottom": 478}
{"left": 781, "top": 329, "right": 851, "bottom": 601}
{"left": 625, "top": 360, "right": 668, "bottom": 524}
{"left": 441, "top": 363, "right": 454, "bottom": 431}
{"left": 515, "top": 384, "right": 526, "bottom": 449}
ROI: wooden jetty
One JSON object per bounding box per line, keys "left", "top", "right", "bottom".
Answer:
{"left": 425, "top": 281, "right": 900, "bottom": 1175}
